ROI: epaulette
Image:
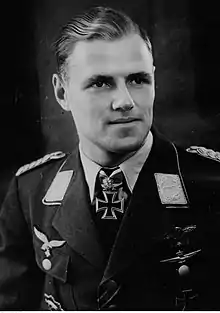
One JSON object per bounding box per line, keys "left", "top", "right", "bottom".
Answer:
{"left": 186, "top": 146, "right": 220, "bottom": 163}
{"left": 16, "top": 151, "right": 66, "bottom": 177}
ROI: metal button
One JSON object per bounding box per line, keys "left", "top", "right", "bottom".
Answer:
{"left": 42, "top": 258, "right": 52, "bottom": 270}
{"left": 178, "top": 264, "right": 190, "bottom": 276}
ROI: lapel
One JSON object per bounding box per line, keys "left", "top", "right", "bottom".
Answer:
{"left": 102, "top": 130, "right": 188, "bottom": 283}
{"left": 51, "top": 147, "right": 104, "bottom": 269}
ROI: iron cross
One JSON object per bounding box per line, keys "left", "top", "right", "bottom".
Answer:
{"left": 175, "top": 289, "right": 198, "bottom": 310}
{"left": 96, "top": 191, "right": 124, "bottom": 219}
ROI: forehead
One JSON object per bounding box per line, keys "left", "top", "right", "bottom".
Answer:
{"left": 67, "top": 34, "right": 153, "bottom": 78}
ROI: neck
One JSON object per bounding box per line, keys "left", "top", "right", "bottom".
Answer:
{"left": 79, "top": 138, "right": 142, "bottom": 168}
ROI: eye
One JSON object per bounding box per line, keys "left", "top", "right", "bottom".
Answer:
{"left": 91, "top": 79, "right": 112, "bottom": 89}
{"left": 129, "top": 77, "right": 149, "bottom": 85}
{"left": 93, "top": 80, "right": 105, "bottom": 88}
{"left": 128, "top": 74, "right": 152, "bottom": 86}
{"left": 132, "top": 77, "right": 144, "bottom": 84}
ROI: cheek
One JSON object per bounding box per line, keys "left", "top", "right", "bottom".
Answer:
{"left": 68, "top": 92, "right": 110, "bottom": 128}
{"left": 88, "top": 93, "right": 111, "bottom": 117}
{"left": 67, "top": 92, "right": 90, "bottom": 117}
{"left": 131, "top": 87, "right": 155, "bottom": 109}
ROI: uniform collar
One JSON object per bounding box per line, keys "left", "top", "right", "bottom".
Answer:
{"left": 79, "top": 131, "right": 153, "bottom": 201}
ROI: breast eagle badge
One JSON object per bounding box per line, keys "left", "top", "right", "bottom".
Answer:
{"left": 34, "top": 227, "right": 66, "bottom": 257}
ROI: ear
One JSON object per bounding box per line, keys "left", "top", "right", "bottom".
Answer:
{"left": 52, "top": 74, "right": 70, "bottom": 111}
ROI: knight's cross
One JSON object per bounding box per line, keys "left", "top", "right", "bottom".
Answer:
{"left": 96, "top": 191, "right": 124, "bottom": 220}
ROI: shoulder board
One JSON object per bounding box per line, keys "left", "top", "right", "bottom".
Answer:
{"left": 186, "top": 146, "right": 220, "bottom": 163}
{"left": 16, "top": 151, "right": 66, "bottom": 177}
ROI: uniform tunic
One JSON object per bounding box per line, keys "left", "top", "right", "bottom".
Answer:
{"left": 0, "top": 131, "right": 220, "bottom": 310}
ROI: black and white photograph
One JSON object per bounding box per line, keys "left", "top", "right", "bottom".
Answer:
{"left": 0, "top": 0, "right": 220, "bottom": 310}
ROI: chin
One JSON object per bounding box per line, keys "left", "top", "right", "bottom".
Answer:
{"left": 108, "top": 137, "right": 145, "bottom": 154}
{"left": 105, "top": 125, "right": 150, "bottom": 154}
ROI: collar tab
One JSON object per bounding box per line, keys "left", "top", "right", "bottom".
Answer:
{"left": 42, "top": 170, "right": 74, "bottom": 205}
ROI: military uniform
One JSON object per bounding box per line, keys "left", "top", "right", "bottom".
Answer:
{"left": 0, "top": 131, "right": 220, "bottom": 310}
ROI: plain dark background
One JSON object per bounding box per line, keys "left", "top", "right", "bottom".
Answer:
{"left": 1, "top": 0, "right": 220, "bottom": 204}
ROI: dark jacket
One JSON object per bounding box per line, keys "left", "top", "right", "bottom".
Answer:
{"left": 0, "top": 133, "right": 220, "bottom": 310}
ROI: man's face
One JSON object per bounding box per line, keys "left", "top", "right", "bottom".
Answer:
{"left": 64, "top": 33, "right": 155, "bottom": 154}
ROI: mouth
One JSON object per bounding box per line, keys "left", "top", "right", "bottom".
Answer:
{"left": 109, "top": 117, "right": 140, "bottom": 125}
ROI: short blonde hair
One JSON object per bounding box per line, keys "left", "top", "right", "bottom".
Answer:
{"left": 52, "top": 6, "right": 152, "bottom": 81}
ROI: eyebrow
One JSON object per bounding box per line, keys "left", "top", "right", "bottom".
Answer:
{"left": 126, "top": 71, "right": 152, "bottom": 81}
{"left": 82, "top": 71, "right": 153, "bottom": 89}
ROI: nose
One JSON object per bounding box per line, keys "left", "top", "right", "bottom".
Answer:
{"left": 111, "top": 83, "right": 135, "bottom": 112}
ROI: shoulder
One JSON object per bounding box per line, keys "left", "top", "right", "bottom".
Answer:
{"left": 175, "top": 144, "right": 220, "bottom": 197}
{"left": 185, "top": 145, "right": 220, "bottom": 163}
{"left": 15, "top": 151, "right": 67, "bottom": 177}
{"left": 176, "top": 144, "right": 220, "bottom": 169}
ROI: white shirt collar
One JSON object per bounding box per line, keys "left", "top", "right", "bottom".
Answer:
{"left": 79, "top": 131, "right": 153, "bottom": 201}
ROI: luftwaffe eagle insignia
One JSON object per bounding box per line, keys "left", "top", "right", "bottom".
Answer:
{"left": 186, "top": 146, "right": 220, "bottom": 163}
{"left": 34, "top": 227, "right": 66, "bottom": 257}
{"left": 15, "top": 151, "right": 66, "bottom": 176}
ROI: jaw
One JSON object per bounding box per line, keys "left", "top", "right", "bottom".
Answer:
{"left": 78, "top": 120, "right": 151, "bottom": 166}
{"left": 104, "top": 122, "right": 149, "bottom": 150}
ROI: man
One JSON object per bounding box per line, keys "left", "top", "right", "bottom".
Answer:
{"left": 0, "top": 6, "right": 220, "bottom": 311}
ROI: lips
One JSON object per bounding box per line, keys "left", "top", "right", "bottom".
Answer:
{"left": 109, "top": 117, "right": 140, "bottom": 124}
